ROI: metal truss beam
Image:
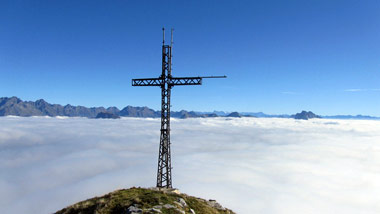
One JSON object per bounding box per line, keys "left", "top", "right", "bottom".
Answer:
{"left": 132, "top": 78, "right": 163, "bottom": 87}
{"left": 170, "top": 77, "right": 202, "bottom": 86}
{"left": 132, "top": 77, "right": 202, "bottom": 87}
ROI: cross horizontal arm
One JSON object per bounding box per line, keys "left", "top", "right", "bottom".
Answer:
{"left": 169, "top": 77, "right": 202, "bottom": 86}
{"left": 169, "top": 75, "right": 226, "bottom": 86}
{"left": 132, "top": 75, "right": 226, "bottom": 87}
{"left": 132, "top": 78, "right": 163, "bottom": 87}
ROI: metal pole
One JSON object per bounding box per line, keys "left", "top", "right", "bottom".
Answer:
{"left": 200, "top": 75, "right": 227, "bottom": 79}
{"left": 171, "top": 28, "right": 174, "bottom": 47}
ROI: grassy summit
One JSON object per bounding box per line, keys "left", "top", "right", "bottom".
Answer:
{"left": 55, "top": 187, "right": 235, "bottom": 214}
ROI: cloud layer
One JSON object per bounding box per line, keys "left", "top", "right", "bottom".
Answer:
{"left": 0, "top": 117, "right": 379, "bottom": 214}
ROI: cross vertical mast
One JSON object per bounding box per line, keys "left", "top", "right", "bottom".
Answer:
{"left": 157, "top": 28, "right": 173, "bottom": 188}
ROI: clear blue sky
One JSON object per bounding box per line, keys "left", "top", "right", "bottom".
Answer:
{"left": 1, "top": 0, "right": 379, "bottom": 116}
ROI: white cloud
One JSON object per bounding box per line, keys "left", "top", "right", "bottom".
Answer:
{"left": 1, "top": 117, "right": 380, "bottom": 214}
{"left": 345, "top": 89, "right": 365, "bottom": 92}
{"left": 344, "top": 88, "right": 380, "bottom": 92}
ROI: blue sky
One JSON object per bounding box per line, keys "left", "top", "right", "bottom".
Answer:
{"left": 1, "top": 0, "right": 379, "bottom": 116}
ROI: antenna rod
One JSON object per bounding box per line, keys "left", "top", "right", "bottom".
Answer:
{"left": 200, "top": 75, "right": 227, "bottom": 78}
{"left": 170, "top": 28, "right": 173, "bottom": 76}
{"left": 171, "top": 28, "right": 174, "bottom": 47}
{"left": 162, "top": 27, "right": 165, "bottom": 45}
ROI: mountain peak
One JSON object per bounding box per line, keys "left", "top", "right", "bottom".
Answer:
{"left": 35, "top": 99, "right": 48, "bottom": 106}
{"left": 293, "top": 111, "right": 321, "bottom": 120}
{"left": 227, "top": 112, "right": 241, "bottom": 118}
{"left": 1, "top": 96, "right": 22, "bottom": 103}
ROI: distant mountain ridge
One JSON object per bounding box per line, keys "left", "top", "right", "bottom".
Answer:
{"left": 1, "top": 97, "right": 112, "bottom": 118}
{"left": 1, "top": 97, "right": 379, "bottom": 120}
{"left": 0, "top": 97, "right": 218, "bottom": 118}
{"left": 200, "top": 110, "right": 380, "bottom": 120}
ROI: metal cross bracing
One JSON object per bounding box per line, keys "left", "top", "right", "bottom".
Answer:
{"left": 132, "top": 28, "right": 226, "bottom": 188}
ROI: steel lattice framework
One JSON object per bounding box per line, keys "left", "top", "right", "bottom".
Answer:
{"left": 132, "top": 28, "right": 226, "bottom": 188}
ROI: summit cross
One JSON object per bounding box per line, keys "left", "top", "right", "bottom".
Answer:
{"left": 132, "top": 28, "right": 226, "bottom": 188}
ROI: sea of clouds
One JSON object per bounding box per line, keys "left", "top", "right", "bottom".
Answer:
{"left": 0, "top": 116, "right": 379, "bottom": 214}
